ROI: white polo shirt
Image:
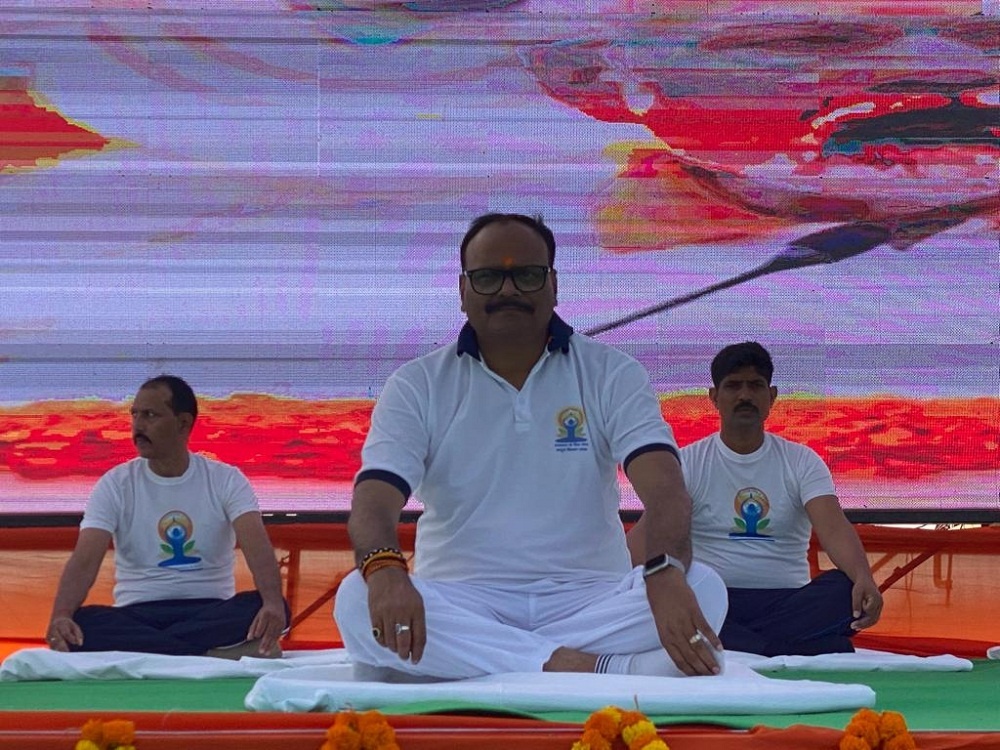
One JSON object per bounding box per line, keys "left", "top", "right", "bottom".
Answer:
{"left": 359, "top": 315, "right": 677, "bottom": 587}
{"left": 684, "top": 433, "right": 836, "bottom": 589}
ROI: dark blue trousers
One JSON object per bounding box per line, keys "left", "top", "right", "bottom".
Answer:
{"left": 720, "top": 569, "right": 858, "bottom": 656}
{"left": 71, "top": 591, "right": 289, "bottom": 656}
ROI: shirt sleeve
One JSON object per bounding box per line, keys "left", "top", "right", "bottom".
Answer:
{"left": 220, "top": 464, "right": 261, "bottom": 521}
{"left": 797, "top": 444, "right": 837, "bottom": 505}
{"left": 358, "top": 364, "right": 430, "bottom": 495}
{"left": 80, "top": 471, "right": 121, "bottom": 534}
{"left": 602, "top": 353, "right": 677, "bottom": 465}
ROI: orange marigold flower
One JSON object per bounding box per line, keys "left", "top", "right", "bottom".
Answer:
{"left": 323, "top": 723, "right": 363, "bottom": 750}
{"left": 853, "top": 708, "right": 881, "bottom": 726}
{"left": 838, "top": 736, "right": 871, "bottom": 750}
{"left": 102, "top": 719, "right": 136, "bottom": 746}
{"left": 845, "top": 716, "right": 881, "bottom": 748}
{"left": 578, "top": 728, "right": 614, "bottom": 750}
{"left": 357, "top": 711, "right": 399, "bottom": 749}
{"left": 879, "top": 711, "right": 910, "bottom": 739}
{"left": 883, "top": 735, "right": 918, "bottom": 750}
{"left": 79, "top": 719, "right": 105, "bottom": 743}
{"left": 586, "top": 707, "right": 623, "bottom": 739}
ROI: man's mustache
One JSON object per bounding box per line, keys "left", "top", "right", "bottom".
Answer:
{"left": 133, "top": 433, "right": 149, "bottom": 442}
{"left": 485, "top": 299, "right": 533, "bottom": 314}
{"left": 735, "top": 403, "right": 758, "bottom": 413}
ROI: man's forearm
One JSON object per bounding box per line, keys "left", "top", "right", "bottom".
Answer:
{"left": 348, "top": 480, "right": 407, "bottom": 566}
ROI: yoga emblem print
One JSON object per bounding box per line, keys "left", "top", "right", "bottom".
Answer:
{"left": 157, "top": 511, "right": 203, "bottom": 569}
{"left": 554, "top": 407, "right": 589, "bottom": 453}
{"left": 729, "top": 488, "right": 774, "bottom": 541}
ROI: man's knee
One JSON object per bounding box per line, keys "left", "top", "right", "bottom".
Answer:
{"left": 333, "top": 570, "right": 368, "bottom": 635}
{"left": 688, "top": 561, "right": 728, "bottom": 633}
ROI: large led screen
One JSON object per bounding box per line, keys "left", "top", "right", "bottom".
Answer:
{"left": 1, "top": 0, "right": 997, "bottom": 516}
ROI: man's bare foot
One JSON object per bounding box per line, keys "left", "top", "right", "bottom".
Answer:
{"left": 205, "top": 638, "right": 281, "bottom": 660}
{"left": 543, "top": 647, "right": 598, "bottom": 672}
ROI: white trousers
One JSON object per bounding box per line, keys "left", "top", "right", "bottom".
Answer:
{"left": 334, "top": 562, "right": 728, "bottom": 680}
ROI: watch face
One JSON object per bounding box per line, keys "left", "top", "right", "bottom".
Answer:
{"left": 644, "top": 554, "right": 667, "bottom": 570}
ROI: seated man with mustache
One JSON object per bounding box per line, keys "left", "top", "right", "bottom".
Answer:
{"left": 335, "top": 212, "right": 728, "bottom": 681}
{"left": 631, "top": 342, "right": 883, "bottom": 656}
{"left": 45, "top": 375, "right": 289, "bottom": 659}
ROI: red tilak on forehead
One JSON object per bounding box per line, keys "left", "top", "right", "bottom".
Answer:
{"left": 501, "top": 257, "right": 514, "bottom": 268}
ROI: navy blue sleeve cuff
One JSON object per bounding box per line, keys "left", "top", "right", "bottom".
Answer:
{"left": 623, "top": 443, "right": 680, "bottom": 475}
{"left": 354, "top": 469, "right": 412, "bottom": 500}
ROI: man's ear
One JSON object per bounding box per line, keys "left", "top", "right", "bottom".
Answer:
{"left": 551, "top": 269, "right": 558, "bottom": 305}
{"left": 769, "top": 385, "right": 778, "bottom": 404}
{"left": 708, "top": 386, "right": 718, "bottom": 407}
{"left": 178, "top": 412, "right": 194, "bottom": 435}
{"left": 458, "top": 273, "right": 466, "bottom": 312}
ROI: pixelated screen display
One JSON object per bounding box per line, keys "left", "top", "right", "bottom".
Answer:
{"left": 1, "top": 1, "right": 997, "bottom": 516}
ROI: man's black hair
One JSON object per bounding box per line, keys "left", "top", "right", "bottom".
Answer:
{"left": 459, "top": 213, "right": 556, "bottom": 269}
{"left": 710, "top": 342, "right": 774, "bottom": 387}
{"left": 140, "top": 374, "right": 198, "bottom": 422}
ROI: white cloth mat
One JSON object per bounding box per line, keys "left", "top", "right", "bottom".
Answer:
{"left": 0, "top": 646, "right": 971, "bottom": 683}
{"left": 0, "top": 648, "right": 350, "bottom": 681}
{"left": 243, "top": 661, "right": 876, "bottom": 715}
{"left": 729, "top": 648, "right": 973, "bottom": 672}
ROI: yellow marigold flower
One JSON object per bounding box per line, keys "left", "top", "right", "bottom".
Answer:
{"left": 627, "top": 731, "right": 663, "bottom": 750}
{"left": 621, "top": 718, "right": 657, "bottom": 746}
{"left": 638, "top": 740, "right": 670, "bottom": 750}
{"left": 74, "top": 741, "right": 102, "bottom": 750}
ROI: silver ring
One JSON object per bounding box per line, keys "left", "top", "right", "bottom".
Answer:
{"left": 688, "top": 631, "right": 706, "bottom": 646}
{"left": 395, "top": 623, "right": 411, "bottom": 635}
{"left": 371, "top": 627, "right": 382, "bottom": 640}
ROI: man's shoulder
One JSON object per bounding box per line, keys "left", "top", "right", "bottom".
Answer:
{"left": 680, "top": 433, "right": 718, "bottom": 456}
{"left": 566, "top": 332, "right": 644, "bottom": 369}
{"left": 392, "top": 341, "right": 461, "bottom": 378}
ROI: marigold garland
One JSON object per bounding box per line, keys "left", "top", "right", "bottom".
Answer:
{"left": 320, "top": 709, "right": 400, "bottom": 750}
{"left": 75, "top": 719, "right": 137, "bottom": 750}
{"left": 840, "top": 708, "right": 916, "bottom": 750}
{"left": 572, "top": 706, "right": 669, "bottom": 750}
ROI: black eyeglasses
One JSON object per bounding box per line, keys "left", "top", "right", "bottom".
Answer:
{"left": 463, "top": 265, "right": 550, "bottom": 295}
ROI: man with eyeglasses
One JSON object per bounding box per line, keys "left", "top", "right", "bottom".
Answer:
{"left": 335, "top": 213, "right": 727, "bottom": 681}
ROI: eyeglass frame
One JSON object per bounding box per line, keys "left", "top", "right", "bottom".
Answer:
{"left": 462, "top": 265, "right": 552, "bottom": 295}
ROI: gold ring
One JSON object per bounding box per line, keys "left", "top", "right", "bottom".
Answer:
{"left": 688, "top": 632, "right": 705, "bottom": 646}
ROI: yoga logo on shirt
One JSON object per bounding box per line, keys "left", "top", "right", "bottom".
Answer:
{"left": 156, "top": 510, "right": 204, "bottom": 569}
{"left": 554, "top": 406, "right": 589, "bottom": 452}
{"left": 729, "top": 488, "right": 774, "bottom": 541}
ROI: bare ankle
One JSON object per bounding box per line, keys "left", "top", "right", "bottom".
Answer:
{"left": 543, "top": 647, "right": 598, "bottom": 673}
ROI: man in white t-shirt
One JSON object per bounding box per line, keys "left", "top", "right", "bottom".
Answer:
{"left": 45, "top": 375, "right": 289, "bottom": 658}
{"left": 633, "top": 342, "right": 882, "bottom": 656}
{"left": 334, "top": 213, "right": 728, "bottom": 682}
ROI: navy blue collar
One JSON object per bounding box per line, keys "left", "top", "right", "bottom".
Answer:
{"left": 456, "top": 313, "right": 574, "bottom": 361}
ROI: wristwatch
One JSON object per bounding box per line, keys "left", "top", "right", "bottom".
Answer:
{"left": 642, "top": 553, "right": 686, "bottom": 578}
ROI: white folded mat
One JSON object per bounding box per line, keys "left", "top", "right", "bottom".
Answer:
{"left": 242, "top": 661, "right": 877, "bottom": 715}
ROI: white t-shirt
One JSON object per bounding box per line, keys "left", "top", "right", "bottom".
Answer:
{"left": 683, "top": 433, "right": 836, "bottom": 588}
{"left": 81, "top": 453, "right": 261, "bottom": 606}
{"left": 360, "top": 317, "right": 677, "bottom": 586}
